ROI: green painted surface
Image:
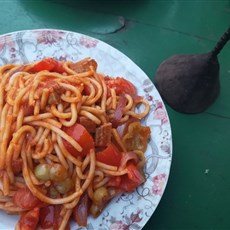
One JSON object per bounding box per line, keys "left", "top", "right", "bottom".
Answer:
{"left": 0, "top": 0, "right": 230, "bottom": 229}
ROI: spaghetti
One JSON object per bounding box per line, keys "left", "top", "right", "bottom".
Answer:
{"left": 0, "top": 57, "right": 151, "bottom": 229}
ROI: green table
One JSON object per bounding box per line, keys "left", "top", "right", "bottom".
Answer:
{"left": 1, "top": 0, "right": 230, "bottom": 229}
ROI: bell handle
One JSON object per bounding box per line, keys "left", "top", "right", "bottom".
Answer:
{"left": 211, "top": 26, "right": 230, "bottom": 57}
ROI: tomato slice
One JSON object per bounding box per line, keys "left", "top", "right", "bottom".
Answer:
{"left": 13, "top": 187, "right": 42, "bottom": 209}
{"left": 108, "top": 163, "right": 145, "bottom": 192}
{"left": 121, "top": 163, "right": 145, "bottom": 192}
{"left": 107, "top": 176, "right": 121, "bottom": 187}
{"left": 96, "top": 143, "right": 122, "bottom": 167}
{"left": 62, "top": 123, "right": 94, "bottom": 158}
{"left": 72, "top": 193, "right": 90, "bottom": 227}
{"left": 105, "top": 77, "right": 137, "bottom": 96}
{"left": 120, "top": 174, "right": 139, "bottom": 192}
{"left": 19, "top": 207, "right": 40, "bottom": 230}
{"left": 126, "top": 163, "right": 145, "bottom": 185}
{"left": 30, "top": 58, "right": 65, "bottom": 73}
{"left": 52, "top": 61, "right": 66, "bottom": 74}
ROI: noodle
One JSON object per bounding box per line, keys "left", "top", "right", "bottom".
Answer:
{"left": 0, "top": 57, "right": 151, "bottom": 229}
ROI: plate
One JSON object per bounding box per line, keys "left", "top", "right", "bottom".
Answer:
{"left": 0, "top": 29, "right": 172, "bottom": 230}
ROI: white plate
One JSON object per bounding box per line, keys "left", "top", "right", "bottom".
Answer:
{"left": 0, "top": 29, "right": 172, "bottom": 230}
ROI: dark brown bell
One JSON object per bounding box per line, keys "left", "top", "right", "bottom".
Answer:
{"left": 154, "top": 27, "right": 230, "bottom": 114}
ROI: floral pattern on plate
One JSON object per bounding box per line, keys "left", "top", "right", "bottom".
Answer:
{"left": 0, "top": 29, "right": 172, "bottom": 230}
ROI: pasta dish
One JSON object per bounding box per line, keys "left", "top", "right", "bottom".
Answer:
{"left": 0, "top": 57, "right": 151, "bottom": 229}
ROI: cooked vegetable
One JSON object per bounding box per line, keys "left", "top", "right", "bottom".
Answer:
{"left": 30, "top": 58, "right": 65, "bottom": 73}
{"left": 93, "top": 187, "right": 109, "bottom": 204}
{"left": 39, "top": 205, "right": 70, "bottom": 230}
{"left": 34, "top": 164, "right": 50, "bottom": 181}
{"left": 49, "top": 164, "right": 68, "bottom": 182}
{"left": 62, "top": 123, "right": 94, "bottom": 158}
{"left": 55, "top": 178, "right": 73, "bottom": 194}
{"left": 105, "top": 77, "right": 137, "bottom": 96}
{"left": 89, "top": 203, "right": 100, "bottom": 217}
{"left": 122, "top": 121, "right": 151, "bottom": 152}
{"left": 13, "top": 187, "right": 42, "bottom": 210}
{"left": 49, "top": 186, "right": 59, "bottom": 197}
{"left": 122, "top": 163, "right": 145, "bottom": 192}
{"left": 72, "top": 193, "right": 90, "bottom": 227}
{"left": 39, "top": 205, "right": 55, "bottom": 229}
{"left": 18, "top": 207, "right": 40, "bottom": 230}
{"left": 96, "top": 143, "right": 122, "bottom": 167}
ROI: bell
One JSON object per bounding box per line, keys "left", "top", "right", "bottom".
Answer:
{"left": 154, "top": 27, "right": 230, "bottom": 113}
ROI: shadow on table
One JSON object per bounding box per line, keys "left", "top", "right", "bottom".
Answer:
{"left": 18, "top": 0, "right": 151, "bottom": 35}
{"left": 50, "top": 0, "right": 149, "bottom": 9}
{"left": 20, "top": 0, "right": 150, "bottom": 13}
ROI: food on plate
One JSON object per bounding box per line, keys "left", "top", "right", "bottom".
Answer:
{"left": 0, "top": 57, "right": 151, "bottom": 229}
